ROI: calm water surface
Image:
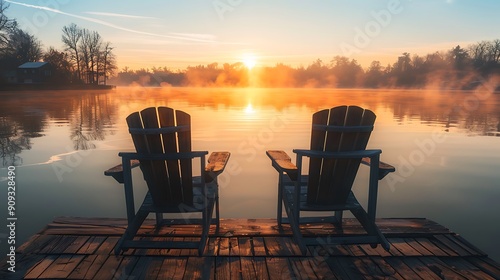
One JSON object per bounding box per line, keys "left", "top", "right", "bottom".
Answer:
{"left": 1, "top": 87, "right": 500, "bottom": 262}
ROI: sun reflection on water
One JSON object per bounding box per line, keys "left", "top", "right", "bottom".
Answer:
{"left": 244, "top": 103, "right": 255, "bottom": 114}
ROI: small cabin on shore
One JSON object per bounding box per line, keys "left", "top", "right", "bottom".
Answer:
{"left": 17, "top": 62, "right": 52, "bottom": 84}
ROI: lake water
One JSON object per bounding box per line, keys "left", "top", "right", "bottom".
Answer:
{"left": 1, "top": 86, "right": 500, "bottom": 262}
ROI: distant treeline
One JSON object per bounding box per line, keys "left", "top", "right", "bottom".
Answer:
{"left": 0, "top": 1, "right": 116, "bottom": 85}
{"left": 111, "top": 40, "right": 500, "bottom": 89}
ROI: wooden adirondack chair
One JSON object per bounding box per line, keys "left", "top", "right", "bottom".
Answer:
{"left": 105, "top": 107, "right": 230, "bottom": 255}
{"left": 266, "top": 105, "right": 395, "bottom": 254}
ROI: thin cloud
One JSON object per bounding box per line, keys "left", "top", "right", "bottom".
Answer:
{"left": 170, "top": 32, "right": 216, "bottom": 41}
{"left": 5, "top": 0, "right": 215, "bottom": 43}
{"left": 84, "top": 11, "right": 159, "bottom": 20}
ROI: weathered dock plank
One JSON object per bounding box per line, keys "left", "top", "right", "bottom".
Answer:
{"left": 467, "top": 257, "right": 500, "bottom": 279}
{"left": 401, "top": 257, "right": 443, "bottom": 280}
{"left": 1, "top": 217, "right": 499, "bottom": 279}
{"left": 38, "top": 255, "right": 85, "bottom": 279}
{"left": 67, "top": 254, "right": 107, "bottom": 279}
{"left": 157, "top": 257, "right": 187, "bottom": 279}
{"left": 266, "top": 257, "right": 294, "bottom": 279}
{"left": 76, "top": 236, "right": 106, "bottom": 255}
{"left": 384, "top": 257, "right": 424, "bottom": 279}
{"left": 23, "top": 255, "right": 58, "bottom": 279}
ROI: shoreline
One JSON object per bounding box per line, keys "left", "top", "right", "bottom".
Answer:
{"left": 0, "top": 84, "right": 116, "bottom": 91}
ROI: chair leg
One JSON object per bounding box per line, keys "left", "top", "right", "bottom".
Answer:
{"left": 199, "top": 197, "right": 216, "bottom": 256}
{"left": 215, "top": 187, "right": 220, "bottom": 232}
{"left": 155, "top": 213, "right": 163, "bottom": 226}
{"left": 350, "top": 206, "right": 390, "bottom": 251}
{"left": 283, "top": 198, "right": 306, "bottom": 255}
{"left": 208, "top": 180, "right": 220, "bottom": 232}
{"left": 115, "top": 208, "right": 149, "bottom": 255}
{"left": 277, "top": 173, "right": 284, "bottom": 227}
{"left": 199, "top": 209, "right": 208, "bottom": 256}
{"left": 277, "top": 199, "right": 283, "bottom": 227}
{"left": 334, "top": 210, "right": 343, "bottom": 228}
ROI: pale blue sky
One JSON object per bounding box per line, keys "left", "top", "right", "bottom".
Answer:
{"left": 4, "top": 0, "right": 500, "bottom": 70}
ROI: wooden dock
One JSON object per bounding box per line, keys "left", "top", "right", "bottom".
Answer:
{"left": 2, "top": 217, "right": 500, "bottom": 279}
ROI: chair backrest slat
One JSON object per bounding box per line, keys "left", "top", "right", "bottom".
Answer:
{"left": 142, "top": 108, "right": 174, "bottom": 204}
{"left": 174, "top": 109, "right": 194, "bottom": 204}
{"left": 127, "top": 112, "right": 161, "bottom": 203}
{"left": 127, "top": 113, "right": 157, "bottom": 202}
{"left": 158, "top": 107, "right": 183, "bottom": 204}
{"left": 315, "top": 106, "right": 347, "bottom": 204}
{"left": 307, "top": 106, "right": 376, "bottom": 205}
{"left": 126, "top": 107, "right": 193, "bottom": 206}
{"left": 307, "top": 109, "right": 330, "bottom": 203}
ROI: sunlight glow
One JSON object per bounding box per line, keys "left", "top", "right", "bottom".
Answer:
{"left": 244, "top": 103, "right": 255, "bottom": 114}
{"left": 242, "top": 54, "right": 257, "bottom": 70}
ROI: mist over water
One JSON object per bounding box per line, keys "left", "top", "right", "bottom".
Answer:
{"left": 1, "top": 87, "right": 500, "bottom": 262}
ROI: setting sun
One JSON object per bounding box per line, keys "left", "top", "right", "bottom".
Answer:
{"left": 242, "top": 54, "right": 257, "bottom": 70}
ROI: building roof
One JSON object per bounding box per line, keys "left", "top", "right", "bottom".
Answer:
{"left": 18, "top": 62, "right": 49, "bottom": 69}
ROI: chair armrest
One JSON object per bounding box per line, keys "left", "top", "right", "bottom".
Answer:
{"left": 361, "top": 157, "right": 396, "bottom": 180}
{"left": 266, "top": 150, "right": 298, "bottom": 180}
{"left": 104, "top": 159, "right": 140, "bottom": 184}
{"left": 205, "top": 152, "right": 231, "bottom": 182}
